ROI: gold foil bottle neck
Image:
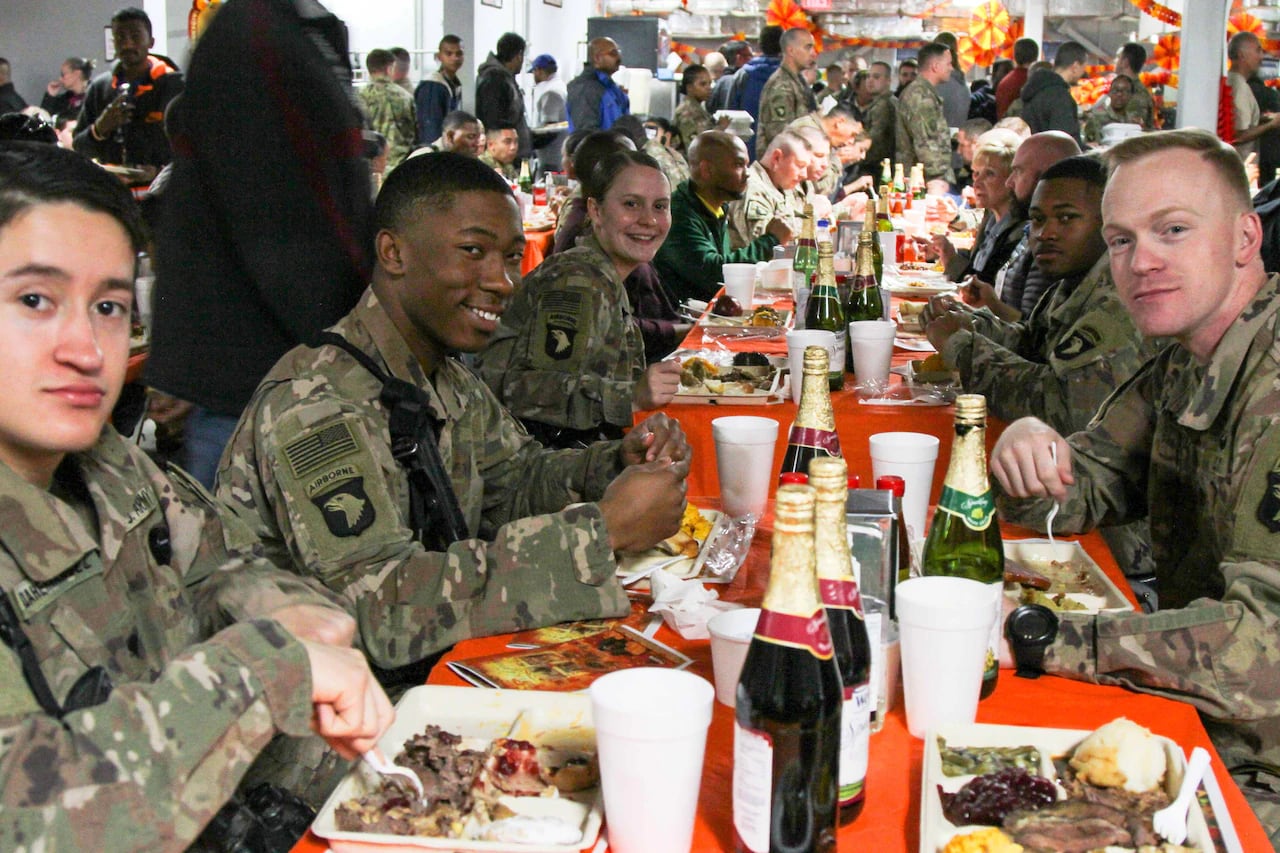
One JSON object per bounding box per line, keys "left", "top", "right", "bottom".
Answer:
{"left": 954, "top": 393, "right": 987, "bottom": 426}
{"left": 774, "top": 483, "right": 817, "bottom": 534}
{"left": 807, "top": 455, "right": 848, "bottom": 495}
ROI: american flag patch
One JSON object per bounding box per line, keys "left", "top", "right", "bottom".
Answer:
{"left": 283, "top": 421, "right": 359, "bottom": 480}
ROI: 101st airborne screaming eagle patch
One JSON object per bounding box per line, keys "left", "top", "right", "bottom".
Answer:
{"left": 283, "top": 420, "right": 377, "bottom": 538}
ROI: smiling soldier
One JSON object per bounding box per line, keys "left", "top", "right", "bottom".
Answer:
{"left": 218, "top": 152, "right": 691, "bottom": 694}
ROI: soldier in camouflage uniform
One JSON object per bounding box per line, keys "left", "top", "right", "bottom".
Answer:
{"left": 219, "top": 153, "right": 689, "bottom": 689}
{"left": 991, "top": 131, "right": 1280, "bottom": 840}
{"left": 0, "top": 144, "right": 391, "bottom": 850}
{"left": 857, "top": 62, "right": 897, "bottom": 175}
{"left": 895, "top": 42, "right": 956, "bottom": 187}
{"left": 726, "top": 131, "right": 810, "bottom": 249}
{"left": 481, "top": 127, "right": 520, "bottom": 181}
{"left": 643, "top": 132, "right": 690, "bottom": 193}
{"left": 926, "top": 157, "right": 1157, "bottom": 578}
{"left": 359, "top": 49, "right": 417, "bottom": 171}
{"left": 788, "top": 117, "right": 839, "bottom": 198}
{"left": 475, "top": 151, "right": 683, "bottom": 443}
{"left": 1114, "top": 42, "right": 1156, "bottom": 130}
{"left": 1083, "top": 75, "right": 1135, "bottom": 145}
{"left": 755, "top": 28, "right": 818, "bottom": 159}
{"left": 673, "top": 64, "right": 717, "bottom": 152}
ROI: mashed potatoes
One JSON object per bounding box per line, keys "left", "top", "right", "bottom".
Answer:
{"left": 1068, "top": 718, "right": 1167, "bottom": 793}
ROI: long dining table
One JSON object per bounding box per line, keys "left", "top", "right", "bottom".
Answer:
{"left": 290, "top": 284, "right": 1269, "bottom": 852}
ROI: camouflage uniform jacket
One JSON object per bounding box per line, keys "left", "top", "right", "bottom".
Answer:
{"left": 358, "top": 77, "right": 417, "bottom": 170}
{"left": 948, "top": 255, "right": 1156, "bottom": 429}
{"left": 0, "top": 429, "right": 327, "bottom": 851}
{"left": 1011, "top": 274, "right": 1280, "bottom": 776}
{"left": 1119, "top": 75, "right": 1156, "bottom": 129}
{"left": 218, "top": 288, "right": 629, "bottom": 669}
{"left": 895, "top": 78, "right": 954, "bottom": 184}
{"left": 859, "top": 92, "right": 897, "bottom": 175}
{"left": 480, "top": 153, "right": 518, "bottom": 181}
{"left": 643, "top": 138, "right": 691, "bottom": 193}
{"left": 673, "top": 97, "right": 715, "bottom": 151}
{"left": 755, "top": 65, "right": 818, "bottom": 159}
{"left": 953, "top": 255, "right": 1159, "bottom": 577}
{"left": 1082, "top": 102, "right": 1128, "bottom": 145}
{"left": 786, "top": 113, "right": 840, "bottom": 197}
{"left": 474, "top": 236, "right": 645, "bottom": 432}
{"left": 726, "top": 160, "right": 799, "bottom": 250}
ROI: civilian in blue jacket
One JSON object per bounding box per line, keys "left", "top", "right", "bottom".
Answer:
{"left": 567, "top": 38, "right": 629, "bottom": 132}
{"left": 726, "top": 25, "right": 783, "bottom": 160}
{"left": 415, "top": 34, "right": 463, "bottom": 146}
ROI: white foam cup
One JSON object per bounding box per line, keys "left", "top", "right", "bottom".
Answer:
{"left": 847, "top": 320, "right": 896, "bottom": 390}
{"left": 712, "top": 416, "right": 779, "bottom": 519}
{"left": 590, "top": 668, "right": 714, "bottom": 853}
{"left": 896, "top": 577, "right": 997, "bottom": 737}
{"left": 722, "top": 263, "right": 758, "bottom": 306}
{"left": 868, "top": 432, "right": 940, "bottom": 542}
{"left": 785, "top": 329, "right": 837, "bottom": 404}
{"left": 707, "top": 607, "right": 761, "bottom": 706}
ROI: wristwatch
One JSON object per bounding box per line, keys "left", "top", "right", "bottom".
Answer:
{"left": 1005, "top": 604, "right": 1058, "bottom": 679}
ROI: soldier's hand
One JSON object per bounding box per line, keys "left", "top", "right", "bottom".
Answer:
{"left": 921, "top": 293, "right": 963, "bottom": 325}
{"left": 304, "top": 641, "right": 394, "bottom": 760}
{"left": 925, "top": 179, "right": 952, "bottom": 199}
{"left": 990, "top": 417, "right": 1074, "bottom": 502}
{"left": 622, "top": 412, "right": 691, "bottom": 474}
{"left": 960, "top": 276, "right": 996, "bottom": 309}
{"left": 925, "top": 311, "right": 968, "bottom": 351}
{"left": 599, "top": 460, "right": 687, "bottom": 553}
{"left": 632, "top": 360, "right": 682, "bottom": 411}
{"left": 270, "top": 603, "right": 356, "bottom": 647}
{"left": 765, "top": 217, "right": 794, "bottom": 244}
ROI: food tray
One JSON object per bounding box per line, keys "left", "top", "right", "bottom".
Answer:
{"left": 617, "top": 509, "right": 723, "bottom": 581}
{"left": 313, "top": 686, "right": 602, "bottom": 853}
{"left": 886, "top": 276, "right": 957, "bottom": 298}
{"left": 669, "top": 349, "right": 786, "bottom": 405}
{"left": 1002, "top": 539, "right": 1131, "bottom": 613}
{"left": 921, "top": 722, "right": 1234, "bottom": 853}
{"left": 697, "top": 309, "right": 792, "bottom": 338}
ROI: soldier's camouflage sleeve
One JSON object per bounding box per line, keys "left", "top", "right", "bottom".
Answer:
{"left": 895, "top": 81, "right": 954, "bottom": 184}
{"left": 725, "top": 197, "right": 754, "bottom": 250}
{"left": 862, "top": 94, "right": 896, "bottom": 168}
{"left": 756, "top": 69, "right": 814, "bottom": 159}
{"left": 967, "top": 309, "right": 1029, "bottom": 351}
{"left": 220, "top": 381, "right": 630, "bottom": 670}
{"left": 1045, "top": 559, "right": 1280, "bottom": 735}
{"left": 0, "top": 619, "right": 314, "bottom": 852}
{"left": 673, "top": 99, "right": 713, "bottom": 150}
{"left": 476, "top": 251, "right": 642, "bottom": 431}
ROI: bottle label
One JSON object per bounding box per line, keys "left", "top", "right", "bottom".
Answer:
{"left": 839, "top": 684, "right": 871, "bottom": 806}
{"left": 865, "top": 609, "right": 884, "bottom": 727}
{"left": 818, "top": 577, "right": 864, "bottom": 612}
{"left": 785, "top": 426, "right": 842, "bottom": 458}
{"left": 754, "top": 609, "right": 834, "bottom": 659}
{"left": 935, "top": 485, "right": 996, "bottom": 531}
{"left": 733, "top": 723, "right": 773, "bottom": 853}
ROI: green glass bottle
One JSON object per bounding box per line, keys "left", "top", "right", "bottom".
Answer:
{"left": 861, "top": 201, "right": 883, "bottom": 285}
{"left": 921, "top": 394, "right": 1005, "bottom": 700}
{"left": 793, "top": 203, "right": 819, "bottom": 320}
{"left": 845, "top": 231, "right": 885, "bottom": 325}
{"left": 804, "top": 242, "right": 846, "bottom": 392}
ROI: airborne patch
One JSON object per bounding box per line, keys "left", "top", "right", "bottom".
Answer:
{"left": 535, "top": 290, "right": 585, "bottom": 365}
{"left": 545, "top": 325, "right": 576, "bottom": 359}
{"left": 311, "top": 475, "right": 376, "bottom": 538}
{"left": 1053, "top": 327, "right": 1101, "bottom": 361}
{"left": 1258, "top": 457, "right": 1280, "bottom": 533}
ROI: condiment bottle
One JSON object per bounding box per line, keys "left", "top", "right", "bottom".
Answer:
{"left": 780, "top": 346, "right": 842, "bottom": 479}
{"left": 810, "top": 456, "right": 872, "bottom": 825}
{"left": 733, "top": 484, "right": 840, "bottom": 853}
{"left": 875, "top": 473, "right": 911, "bottom": 617}
{"left": 921, "top": 394, "right": 1005, "bottom": 699}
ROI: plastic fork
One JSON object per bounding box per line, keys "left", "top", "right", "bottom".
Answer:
{"left": 1046, "top": 444, "right": 1060, "bottom": 543}
{"left": 1152, "top": 746, "right": 1211, "bottom": 845}
{"left": 362, "top": 748, "right": 424, "bottom": 799}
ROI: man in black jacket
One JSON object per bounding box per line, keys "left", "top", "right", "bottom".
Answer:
{"left": 73, "top": 8, "right": 183, "bottom": 171}
{"left": 147, "top": 0, "right": 372, "bottom": 489}
{"left": 1019, "top": 41, "right": 1086, "bottom": 144}
{"left": 475, "top": 32, "right": 531, "bottom": 162}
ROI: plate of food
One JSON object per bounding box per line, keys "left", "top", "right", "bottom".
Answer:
{"left": 616, "top": 503, "right": 720, "bottom": 582}
{"left": 697, "top": 295, "right": 791, "bottom": 338}
{"left": 313, "top": 686, "right": 602, "bottom": 852}
{"left": 1002, "top": 539, "right": 1132, "bottom": 613}
{"left": 887, "top": 276, "right": 957, "bottom": 298}
{"left": 924, "top": 718, "right": 1239, "bottom": 853}
{"left": 671, "top": 350, "right": 785, "bottom": 404}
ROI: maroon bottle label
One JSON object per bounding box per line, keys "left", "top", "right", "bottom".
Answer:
{"left": 785, "top": 426, "right": 842, "bottom": 457}
{"left": 819, "top": 578, "right": 864, "bottom": 613}
{"left": 754, "top": 609, "right": 834, "bottom": 659}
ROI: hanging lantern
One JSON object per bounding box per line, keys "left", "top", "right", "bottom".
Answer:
{"left": 968, "top": 1, "right": 1011, "bottom": 53}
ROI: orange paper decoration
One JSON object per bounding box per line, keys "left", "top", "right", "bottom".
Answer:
{"left": 999, "top": 19, "right": 1025, "bottom": 60}
{"left": 1127, "top": 0, "right": 1181, "bottom": 27}
{"left": 1228, "top": 12, "right": 1264, "bottom": 37}
{"left": 1152, "top": 33, "right": 1180, "bottom": 72}
{"left": 968, "top": 1, "right": 1011, "bottom": 52}
{"left": 766, "top": 0, "right": 809, "bottom": 31}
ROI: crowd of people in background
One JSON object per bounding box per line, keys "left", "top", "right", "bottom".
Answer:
{"left": 4, "top": 6, "right": 1280, "bottom": 849}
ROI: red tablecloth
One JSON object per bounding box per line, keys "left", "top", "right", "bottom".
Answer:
{"left": 522, "top": 227, "right": 555, "bottom": 276}
{"left": 291, "top": 517, "right": 1269, "bottom": 853}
